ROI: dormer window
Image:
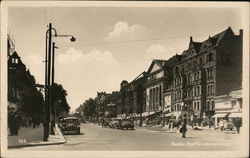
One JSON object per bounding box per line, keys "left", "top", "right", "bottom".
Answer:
{"left": 188, "top": 62, "right": 192, "bottom": 70}
{"left": 11, "top": 58, "right": 18, "bottom": 64}
{"left": 207, "top": 52, "right": 214, "bottom": 62}
{"left": 175, "top": 67, "right": 179, "bottom": 74}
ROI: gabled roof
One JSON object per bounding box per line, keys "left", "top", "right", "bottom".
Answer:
{"left": 146, "top": 59, "right": 167, "bottom": 73}
{"left": 164, "top": 55, "right": 182, "bottom": 67}
{"left": 131, "top": 71, "right": 146, "bottom": 82}
{"left": 154, "top": 59, "right": 168, "bottom": 66}
{"left": 10, "top": 51, "right": 20, "bottom": 59}
{"left": 199, "top": 27, "right": 233, "bottom": 53}
{"left": 192, "top": 42, "right": 202, "bottom": 52}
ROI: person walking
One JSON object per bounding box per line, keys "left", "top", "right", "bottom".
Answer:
{"left": 233, "top": 118, "right": 242, "bottom": 134}
{"left": 180, "top": 114, "right": 188, "bottom": 138}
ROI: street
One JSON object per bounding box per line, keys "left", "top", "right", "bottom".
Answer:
{"left": 17, "top": 123, "right": 242, "bottom": 151}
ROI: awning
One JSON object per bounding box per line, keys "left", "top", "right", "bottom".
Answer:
{"left": 141, "top": 112, "right": 148, "bottom": 117}
{"left": 148, "top": 111, "right": 156, "bottom": 117}
{"left": 141, "top": 112, "right": 155, "bottom": 117}
{"left": 229, "top": 113, "right": 243, "bottom": 118}
{"left": 165, "top": 113, "right": 173, "bottom": 117}
{"left": 212, "top": 113, "right": 228, "bottom": 118}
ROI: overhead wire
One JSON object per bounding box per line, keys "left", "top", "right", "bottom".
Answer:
{"left": 58, "top": 34, "right": 211, "bottom": 48}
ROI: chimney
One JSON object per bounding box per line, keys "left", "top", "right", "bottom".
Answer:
{"left": 190, "top": 36, "right": 193, "bottom": 42}
{"left": 239, "top": 29, "right": 243, "bottom": 37}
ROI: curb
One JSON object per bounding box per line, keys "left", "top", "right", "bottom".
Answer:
{"left": 8, "top": 140, "right": 66, "bottom": 149}
{"left": 8, "top": 124, "right": 66, "bottom": 149}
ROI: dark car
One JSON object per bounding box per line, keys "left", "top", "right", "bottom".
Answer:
{"left": 60, "top": 117, "right": 81, "bottom": 135}
{"left": 118, "top": 119, "right": 134, "bottom": 130}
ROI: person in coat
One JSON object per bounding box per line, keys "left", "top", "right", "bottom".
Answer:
{"left": 180, "top": 114, "right": 188, "bottom": 138}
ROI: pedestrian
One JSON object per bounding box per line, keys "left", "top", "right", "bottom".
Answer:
{"left": 233, "top": 118, "right": 242, "bottom": 134}
{"left": 219, "top": 119, "right": 224, "bottom": 131}
{"left": 180, "top": 114, "right": 187, "bottom": 138}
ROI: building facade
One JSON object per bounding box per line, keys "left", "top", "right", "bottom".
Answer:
{"left": 118, "top": 72, "right": 147, "bottom": 118}
{"left": 144, "top": 56, "right": 181, "bottom": 118}
{"left": 213, "top": 88, "right": 242, "bottom": 127}
{"left": 171, "top": 27, "right": 242, "bottom": 123}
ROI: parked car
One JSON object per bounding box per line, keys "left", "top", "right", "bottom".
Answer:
{"left": 109, "top": 118, "right": 120, "bottom": 129}
{"left": 118, "top": 119, "right": 134, "bottom": 130}
{"left": 224, "top": 121, "right": 235, "bottom": 130}
{"left": 59, "top": 117, "right": 81, "bottom": 135}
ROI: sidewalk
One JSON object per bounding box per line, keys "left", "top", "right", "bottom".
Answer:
{"left": 136, "top": 125, "right": 172, "bottom": 132}
{"left": 8, "top": 124, "right": 66, "bottom": 149}
{"left": 136, "top": 125, "right": 222, "bottom": 133}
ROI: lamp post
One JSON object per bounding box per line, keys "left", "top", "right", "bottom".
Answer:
{"left": 44, "top": 23, "right": 76, "bottom": 140}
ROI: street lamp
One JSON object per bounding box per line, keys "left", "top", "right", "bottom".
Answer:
{"left": 44, "top": 23, "right": 76, "bottom": 140}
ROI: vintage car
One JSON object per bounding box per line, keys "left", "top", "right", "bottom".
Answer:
{"left": 109, "top": 118, "right": 121, "bottom": 129}
{"left": 59, "top": 117, "right": 81, "bottom": 135}
{"left": 224, "top": 120, "right": 235, "bottom": 130}
{"left": 118, "top": 119, "right": 134, "bottom": 130}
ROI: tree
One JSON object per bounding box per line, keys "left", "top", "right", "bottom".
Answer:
{"left": 76, "top": 98, "right": 97, "bottom": 120}
{"left": 51, "top": 83, "right": 70, "bottom": 118}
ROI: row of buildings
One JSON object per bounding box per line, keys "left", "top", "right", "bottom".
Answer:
{"left": 91, "top": 27, "right": 243, "bottom": 127}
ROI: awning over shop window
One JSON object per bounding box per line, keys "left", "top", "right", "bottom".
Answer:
{"left": 212, "top": 113, "right": 228, "bottom": 118}
{"left": 165, "top": 113, "right": 173, "bottom": 117}
{"left": 229, "top": 113, "right": 243, "bottom": 118}
{"left": 141, "top": 112, "right": 155, "bottom": 117}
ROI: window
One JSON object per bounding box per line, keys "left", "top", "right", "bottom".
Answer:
{"left": 175, "top": 67, "right": 179, "bottom": 74}
{"left": 188, "top": 62, "right": 192, "bottom": 70}
{"left": 207, "top": 101, "right": 210, "bottom": 110}
{"left": 211, "top": 100, "right": 214, "bottom": 110}
{"left": 198, "top": 86, "right": 200, "bottom": 95}
{"left": 200, "top": 57, "right": 203, "bottom": 64}
{"left": 207, "top": 52, "right": 213, "bottom": 62}
{"left": 194, "top": 102, "right": 197, "bottom": 110}
{"left": 212, "top": 85, "right": 214, "bottom": 94}
{"left": 197, "top": 102, "right": 200, "bottom": 110}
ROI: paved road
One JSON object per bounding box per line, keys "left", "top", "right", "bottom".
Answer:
{"left": 20, "top": 123, "right": 242, "bottom": 151}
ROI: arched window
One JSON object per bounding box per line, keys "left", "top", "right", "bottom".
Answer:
{"left": 207, "top": 52, "right": 213, "bottom": 62}
{"left": 207, "top": 101, "right": 210, "bottom": 110}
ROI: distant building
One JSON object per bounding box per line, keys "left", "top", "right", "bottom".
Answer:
{"left": 118, "top": 72, "right": 147, "bottom": 118}
{"left": 95, "top": 91, "right": 120, "bottom": 118}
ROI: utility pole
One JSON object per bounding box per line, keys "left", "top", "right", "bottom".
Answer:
{"left": 50, "top": 42, "right": 56, "bottom": 135}
{"left": 44, "top": 23, "right": 52, "bottom": 141}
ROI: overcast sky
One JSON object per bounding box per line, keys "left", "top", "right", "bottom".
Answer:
{"left": 8, "top": 5, "right": 242, "bottom": 112}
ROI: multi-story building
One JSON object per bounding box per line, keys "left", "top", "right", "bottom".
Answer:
{"left": 118, "top": 72, "right": 147, "bottom": 118}
{"left": 172, "top": 27, "right": 243, "bottom": 122}
{"left": 144, "top": 56, "right": 181, "bottom": 118}
{"left": 95, "top": 91, "right": 120, "bottom": 118}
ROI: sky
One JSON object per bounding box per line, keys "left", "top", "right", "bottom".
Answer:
{"left": 7, "top": 5, "right": 242, "bottom": 112}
